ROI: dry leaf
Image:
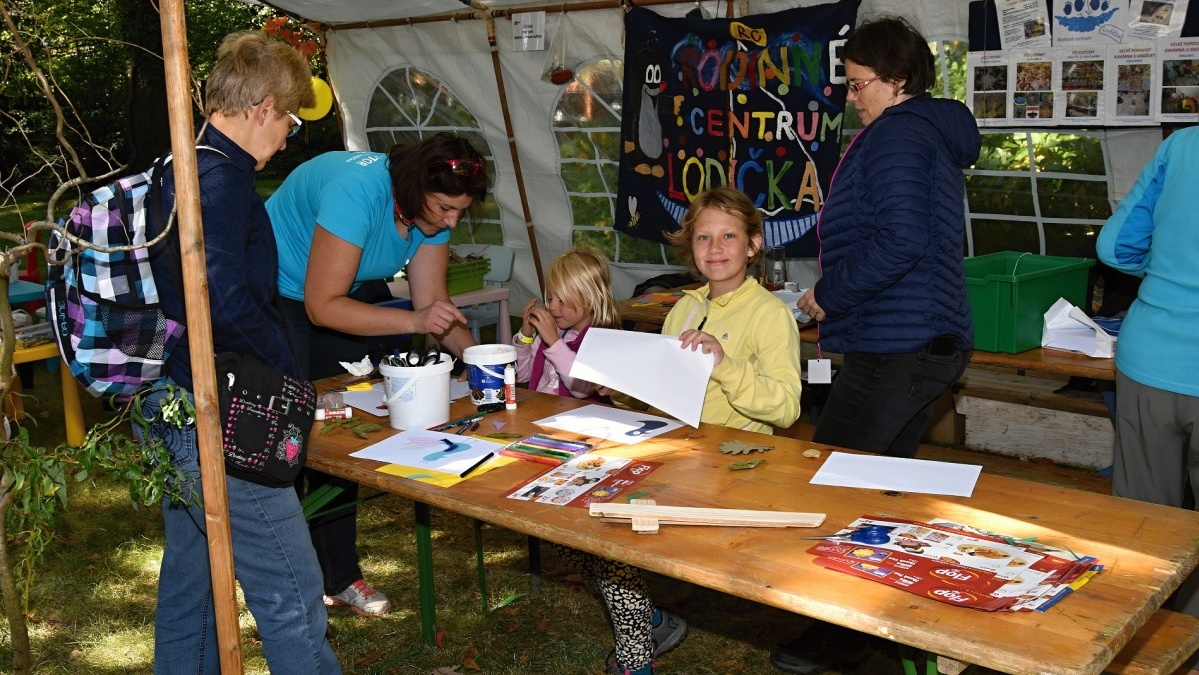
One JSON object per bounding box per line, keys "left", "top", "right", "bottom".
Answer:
{"left": 729, "top": 459, "right": 764, "bottom": 470}
{"left": 354, "top": 652, "right": 383, "bottom": 666}
{"left": 719, "top": 440, "right": 773, "bottom": 455}
{"left": 461, "top": 647, "right": 481, "bottom": 671}
{"left": 433, "top": 667, "right": 462, "bottom": 675}
{"left": 802, "top": 448, "right": 822, "bottom": 458}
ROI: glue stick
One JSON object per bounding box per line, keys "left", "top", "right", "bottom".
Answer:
{"left": 504, "top": 363, "right": 517, "bottom": 410}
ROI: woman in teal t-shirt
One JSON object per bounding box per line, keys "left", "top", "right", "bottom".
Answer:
{"left": 266, "top": 133, "right": 490, "bottom": 616}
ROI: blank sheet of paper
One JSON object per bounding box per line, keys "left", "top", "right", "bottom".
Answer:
{"left": 809, "top": 451, "right": 982, "bottom": 497}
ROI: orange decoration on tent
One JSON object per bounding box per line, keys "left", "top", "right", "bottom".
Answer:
{"left": 263, "top": 16, "right": 322, "bottom": 60}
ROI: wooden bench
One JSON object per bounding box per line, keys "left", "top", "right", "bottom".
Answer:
{"left": 927, "top": 604, "right": 1197, "bottom": 675}
{"left": 1104, "top": 609, "right": 1199, "bottom": 675}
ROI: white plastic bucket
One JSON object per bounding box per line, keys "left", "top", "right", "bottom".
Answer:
{"left": 462, "top": 344, "right": 517, "bottom": 406}
{"left": 378, "top": 355, "right": 453, "bottom": 429}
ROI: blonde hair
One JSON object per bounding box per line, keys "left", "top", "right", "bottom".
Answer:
{"left": 665, "top": 186, "right": 764, "bottom": 274}
{"left": 204, "top": 32, "right": 315, "bottom": 117}
{"left": 545, "top": 248, "right": 620, "bottom": 329}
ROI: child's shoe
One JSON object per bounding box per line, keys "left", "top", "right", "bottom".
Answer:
{"left": 605, "top": 656, "right": 655, "bottom": 675}
{"left": 650, "top": 608, "right": 687, "bottom": 657}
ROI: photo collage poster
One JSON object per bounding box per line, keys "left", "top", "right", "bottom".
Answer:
{"left": 967, "top": 50, "right": 1012, "bottom": 126}
{"left": 1108, "top": 42, "right": 1158, "bottom": 124}
{"left": 1059, "top": 45, "right": 1106, "bottom": 123}
{"left": 1158, "top": 37, "right": 1199, "bottom": 121}
{"left": 967, "top": 37, "right": 1199, "bottom": 125}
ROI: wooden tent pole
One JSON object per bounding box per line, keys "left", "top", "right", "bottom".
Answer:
{"left": 485, "top": 14, "right": 546, "bottom": 294}
{"left": 159, "top": 2, "right": 244, "bottom": 673}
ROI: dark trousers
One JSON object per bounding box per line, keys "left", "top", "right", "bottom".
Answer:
{"left": 279, "top": 296, "right": 373, "bottom": 594}
{"left": 813, "top": 346, "right": 970, "bottom": 458}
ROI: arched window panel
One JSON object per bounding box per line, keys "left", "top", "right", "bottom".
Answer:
{"left": 364, "top": 65, "right": 502, "bottom": 245}
{"left": 553, "top": 58, "right": 681, "bottom": 266}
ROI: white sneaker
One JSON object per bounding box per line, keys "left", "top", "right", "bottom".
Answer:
{"left": 324, "top": 579, "right": 392, "bottom": 616}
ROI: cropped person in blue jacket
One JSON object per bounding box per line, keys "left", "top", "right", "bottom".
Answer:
{"left": 1097, "top": 126, "right": 1199, "bottom": 625}
{"left": 786, "top": 16, "right": 980, "bottom": 674}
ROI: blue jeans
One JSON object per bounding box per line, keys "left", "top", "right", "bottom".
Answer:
{"left": 137, "top": 389, "right": 341, "bottom": 675}
{"left": 813, "top": 348, "right": 970, "bottom": 458}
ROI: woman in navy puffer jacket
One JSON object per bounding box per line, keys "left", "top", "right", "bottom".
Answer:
{"left": 798, "top": 16, "right": 980, "bottom": 460}
{"left": 777, "top": 16, "right": 982, "bottom": 675}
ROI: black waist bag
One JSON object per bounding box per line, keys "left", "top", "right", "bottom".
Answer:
{"left": 215, "top": 351, "right": 317, "bottom": 487}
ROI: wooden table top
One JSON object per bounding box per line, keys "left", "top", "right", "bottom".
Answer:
{"left": 619, "top": 294, "right": 1116, "bottom": 381}
{"left": 308, "top": 382, "right": 1198, "bottom": 675}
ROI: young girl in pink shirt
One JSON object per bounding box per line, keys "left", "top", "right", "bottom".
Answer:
{"left": 512, "top": 247, "right": 620, "bottom": 399}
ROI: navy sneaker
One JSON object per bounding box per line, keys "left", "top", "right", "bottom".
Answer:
{"left": 650, "top": 608, "right": 688, "bottom": 657}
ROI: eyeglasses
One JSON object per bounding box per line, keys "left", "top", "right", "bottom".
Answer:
{"left": 284, "top": 111, "right": 302, "bottom": 138}
{"left": 848, "top": 74, "right": 882, "bottom": 93}
{"left": 445, "top": 157, "right": 485, "bottom": 177}
{"left": 848, "top": 75, "right": 887, "bottom": 93}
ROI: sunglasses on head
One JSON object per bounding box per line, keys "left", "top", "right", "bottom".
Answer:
{"left": 445, "top": 157, "right": 485, "bottom": 177}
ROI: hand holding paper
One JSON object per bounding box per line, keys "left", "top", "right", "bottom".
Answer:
{"left": 570, "top": 327, "right": 715, "bottom": 427}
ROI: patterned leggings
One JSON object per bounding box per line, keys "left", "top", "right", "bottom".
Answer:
{"left": 555, "top": 544, "right": 654, "bottom": 668}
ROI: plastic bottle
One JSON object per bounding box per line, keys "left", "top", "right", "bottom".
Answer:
{"left": 504, "top": 363, "right": 517, "bottom": 410}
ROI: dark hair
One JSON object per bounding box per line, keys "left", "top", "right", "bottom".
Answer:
{"left": 843, "top": 16, "right": 935, "bottom": 96}
{"left": 387, "top": 133, "right": 490, "bottom": 221}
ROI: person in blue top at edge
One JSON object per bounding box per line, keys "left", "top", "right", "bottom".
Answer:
{"left": 266, "top": 133, "right": 489, "bottom": 617}
{"left": 1097, "top": 126, "right": 1199, "bottom": 648}
{"left": 788, "top": 15, "right": 980, "bottom": 674}
{"left": 135, "top": 31, "right": 341, "bottom": 674}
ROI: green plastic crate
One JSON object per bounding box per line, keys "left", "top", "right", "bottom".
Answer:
{"left": 446, "top": 258, "right": 491, "bottom": 295}
{"left": 963, "top": 251, "right": 1094, "bottom": 353}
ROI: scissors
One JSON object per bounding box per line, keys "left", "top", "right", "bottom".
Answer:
{"left": 801, "top": 525, "right": 891, "bottom": 545}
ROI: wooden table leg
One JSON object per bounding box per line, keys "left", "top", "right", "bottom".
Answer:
{"left": 60, "top": 359, "right": 84, "bottom": 446}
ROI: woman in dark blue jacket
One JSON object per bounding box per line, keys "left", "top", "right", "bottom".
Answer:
{"left": 782, "top": 17, "right": 980, "bottom": 674}
{"left": 797, "top": 16, "right": 979, "bottom": 461}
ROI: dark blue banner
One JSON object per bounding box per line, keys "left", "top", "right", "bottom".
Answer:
{"left": 616, "top": 0, "right": 859, "bottom": 257}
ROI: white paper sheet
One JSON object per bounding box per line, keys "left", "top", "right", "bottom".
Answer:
{"left": 349, "top": 429, "right": 506, "bottom": 476}
{"left": 809, "top": 451, "right": 982, "bottom": 497}
{"left": 533, "top": 404, "right": 682, "bottom": 445}
{"left": 570, "top": 327, "right": 713, "bottom": 427}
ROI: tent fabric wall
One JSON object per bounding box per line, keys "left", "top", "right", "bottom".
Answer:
{"left": 326, "top": 0, "right": 974, "bottom": 309}
{"left": 311, "top": 0, "right": 1160, "bottom": 311}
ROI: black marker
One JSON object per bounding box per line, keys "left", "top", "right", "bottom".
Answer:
{"left": 458, "top": 452, "right": 494, "bottom": 478}
{"left": 696, "top": 316, "right": 708, "bottom": 331}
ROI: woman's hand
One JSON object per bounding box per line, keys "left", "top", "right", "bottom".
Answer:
{"left": 677, "top": 328, "right": 725, "bottom": 367}
{"left": 798, "top": 288, "right": 826, "bottom": 322}
{"left": 413, "top": 300, "right": 467, "bottom": 337}
{"left": 525, "top": 304, "right": 561, "bottom": 347}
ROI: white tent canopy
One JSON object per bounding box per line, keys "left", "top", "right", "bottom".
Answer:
{"left": 253, "top": 0, "right": 1159, "bottom": 310}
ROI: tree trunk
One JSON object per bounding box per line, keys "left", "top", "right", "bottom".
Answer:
{"left": 0, "top": 475, "right": 32, "bottom": 675}
{"left": 118, "top": 0, "right": 172, "bottom": 170}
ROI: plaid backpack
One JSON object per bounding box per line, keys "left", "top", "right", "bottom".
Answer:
{"left": 45, "top": 149, "right": 222, "bottom": 400}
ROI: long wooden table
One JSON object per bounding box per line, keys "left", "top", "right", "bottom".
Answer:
{"left": 620, "top": 294, "right": 1116, "bottom": 381}
{"left": 307, "top": 383, "right": 1199, "bottom": 675}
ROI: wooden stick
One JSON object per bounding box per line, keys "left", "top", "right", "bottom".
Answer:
{"left": 590, "top": 503, "right": 826, "bottom": 530}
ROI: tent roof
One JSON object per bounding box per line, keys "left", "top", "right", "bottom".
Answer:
{"left": 261, "top": 0, "right": 629, "bottom": 26}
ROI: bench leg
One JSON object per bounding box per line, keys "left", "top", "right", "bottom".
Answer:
{"left": 414, "top": 502, "right": 437, "bottom": 644}
{"left": 527, "top": 535, "right": 542, "bottom": 595}
{"left": 474, "top": 519, "right": 488, "bottom": 613}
